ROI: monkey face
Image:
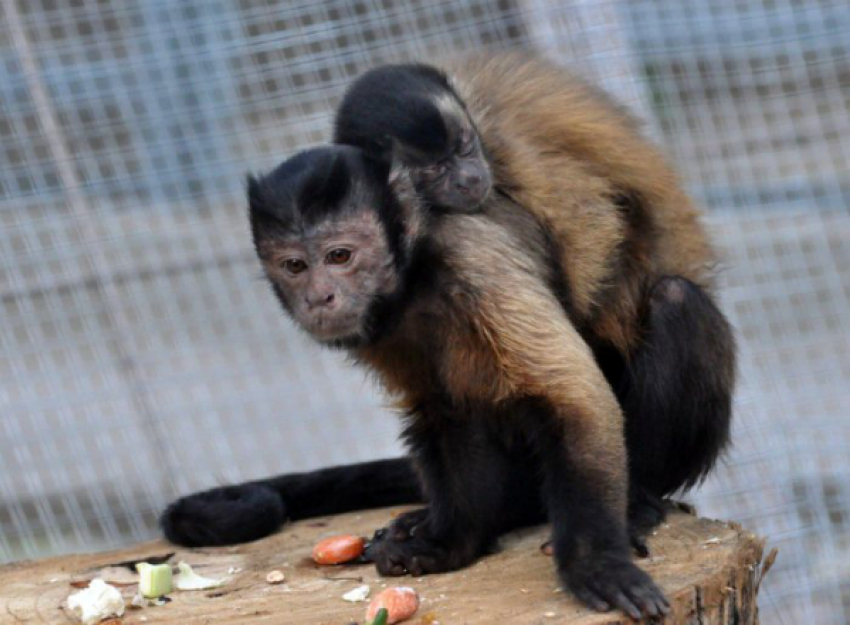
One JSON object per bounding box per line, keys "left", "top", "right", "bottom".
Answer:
{"left": 258, "top": 210, "right": 400, "bottom": 347}
{"left": 412, "top": 138, "right": 492, "bottom": 213}
{"left": 401, "top": 125, "right": 492, "bottom": 213}
{"left": 248, "top": 146, "right": 416, "bottom": 348}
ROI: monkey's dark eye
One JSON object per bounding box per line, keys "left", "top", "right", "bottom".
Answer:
{"left": 457, "top": 130, "right": 475, "bottom": 156}
{"left": 325, "top": 248, "right": 352, "bottom": 265}
{"left": 282, "top": 258, "right": 308, "bottom": 275}
{"left": 421, "top": 162, "right": 447, "bottom": 180}
{"left": 458, "top": 137, "right": 476, "bottom": 157}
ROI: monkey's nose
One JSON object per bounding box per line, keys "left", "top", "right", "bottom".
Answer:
{"left": 306, "top": 292, "right": 336, "bottom": 308}
{"left": 456, "top": 173, "right": 482, "bottom": 194}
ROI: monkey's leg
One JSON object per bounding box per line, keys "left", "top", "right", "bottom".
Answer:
{"left": 473, "top": 286, "right": 667, "bottom": 615}
{"left": 527, "top": 404, "right": 667, "bottom": 619}
{"left": 366, "top": 415, "right": 527, "bottom": 577}
{"left": 622, "top": 276, "right": 735, "bottom": 539}
{"left": 369, "top": 407, "right": 547, "bottom": 550}
{"left": 433, "top": 214, "right": 667, "bottom": 617}
{"left": 160, "top": 458, "right": 420, "bottom": 547}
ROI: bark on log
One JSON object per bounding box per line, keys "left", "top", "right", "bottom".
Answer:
{"left": 0, "top": 508, "right": 773, "bottom": 624}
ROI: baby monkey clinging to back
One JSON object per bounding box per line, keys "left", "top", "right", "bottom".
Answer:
{"left": 335, "top": 63, "right": 492, "bottom": 213}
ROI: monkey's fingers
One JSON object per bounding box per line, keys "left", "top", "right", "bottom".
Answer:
{"left": 370, "top": 539, "right": 438, "bottom": 577}
{"left": 563, "top": 555, "right": 669, "bottom": 620}
{"left": 368, "top": 534, "right": 480, "bottom": 578}
{"left": 569, "top": 585, "right": 610, "bottom": 613}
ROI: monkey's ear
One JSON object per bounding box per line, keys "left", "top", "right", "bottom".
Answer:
{"left": 246, "top": 173, "right": 262, "bottom": 210}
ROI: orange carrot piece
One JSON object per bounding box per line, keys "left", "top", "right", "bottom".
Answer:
{"left": 311, "top": 535, "right": 365, "bottom": 565}
{"left": 366, "top": 587, "right": 420, "bottom": 624}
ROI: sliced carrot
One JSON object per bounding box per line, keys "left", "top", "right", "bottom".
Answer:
{"left": 366, "top": 587, "right": 420, "bottom": 624}
{"left": 311, "top": 535, "right": 365, "bottom": 565}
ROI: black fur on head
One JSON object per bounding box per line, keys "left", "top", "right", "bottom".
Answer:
{"left": 334, "top": 64, "right": 464, "bottom": 165}
{"left": 249, "top": 146, "right": 382, "bottom": 234}
{"left": 247, "top": 145, "right": 417, "bottom": 265}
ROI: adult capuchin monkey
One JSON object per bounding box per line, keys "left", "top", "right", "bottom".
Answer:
{"left": 245, "top": 144, "right": 669, "bottom": 617}
{"left": 332, "top": 51, "right": 736, "bottom": 534}
{"left": 160, "top": 54, "right": 735, "bottom": 618}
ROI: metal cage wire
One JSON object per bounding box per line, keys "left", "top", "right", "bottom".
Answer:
{"left": 1, "top": 1, "right": 849, "bottom": 623}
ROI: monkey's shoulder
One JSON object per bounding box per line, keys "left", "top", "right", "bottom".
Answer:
{"left": 352, "top": 208, "right": 546, "bottom": 404}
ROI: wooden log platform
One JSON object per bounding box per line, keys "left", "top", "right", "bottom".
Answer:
{"left": 0, "top": 507, "right": 773, "bottom": 624}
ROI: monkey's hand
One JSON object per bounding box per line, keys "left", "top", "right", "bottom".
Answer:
{"left": 560, "top": 551, "right": 669, "bottom": 620}
{"left": 364, "top": 511, "right": 486, "bottom": 577}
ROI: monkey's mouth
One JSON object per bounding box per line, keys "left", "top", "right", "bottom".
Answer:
{"left": 304, "top": 313, "right": 362, "bottom": 344}
{"left": 444, "top": 172, "right": 493, "bottom": 213}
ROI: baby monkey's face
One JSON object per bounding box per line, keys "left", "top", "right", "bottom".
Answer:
{"left": 408, "top": 123, "right": 492, "bottom": 214}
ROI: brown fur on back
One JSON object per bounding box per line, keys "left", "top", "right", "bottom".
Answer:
{"left": 440, "top": 52, "right": 717, "bottom": 353}
{"left": 357, "top": 195, "right": 629, "bottom": 516}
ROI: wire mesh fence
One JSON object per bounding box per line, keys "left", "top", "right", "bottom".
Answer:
{"left": 1, "top": 1, "right": 848, "bottom": 622}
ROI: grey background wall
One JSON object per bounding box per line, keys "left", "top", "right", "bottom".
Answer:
{"left": 1, "top": 1, "right": 849, "bottom": 622}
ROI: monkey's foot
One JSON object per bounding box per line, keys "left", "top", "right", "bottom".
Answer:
{"left": 629, "top": 533, "right": 650, "bottom": 559}
{"left": 628, "top": 489, "right": 668, "bottom": 558}
{"left": 366, "top": 534, "right": 483, "bottom": 576}
{"left": 365, "top": 514, "right": 484, "bottom": 577}
{"left": 562, "top": 553, "right": 669, "bottom": 620}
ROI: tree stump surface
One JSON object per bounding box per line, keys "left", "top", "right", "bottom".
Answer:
{"left": 0, "top": 507, "right": 773, "bottom": 624}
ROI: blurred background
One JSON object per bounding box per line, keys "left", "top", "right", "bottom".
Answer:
{"left": 1, "top": 0, "right": 848, "bottom": 622}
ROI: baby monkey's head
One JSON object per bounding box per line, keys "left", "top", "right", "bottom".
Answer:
{"left": 334, "top": 63, "right": 492, "bottom": 213}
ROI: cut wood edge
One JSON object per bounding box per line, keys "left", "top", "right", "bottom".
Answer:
{"left": 0, "top": 509, "right": 773, "bottom": 624}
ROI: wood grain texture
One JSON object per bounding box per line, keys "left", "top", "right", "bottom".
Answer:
{"left": 0, "top": 508, "right": 771, "bottom": 624}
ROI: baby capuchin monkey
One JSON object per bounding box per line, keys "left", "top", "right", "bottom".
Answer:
{"left": 334, "top": 64, "right": 492, "bottom": 213}
{"left": 246, "top": 145, "right": 668, "bottom": 617}
{"left": 334, "top": 52, "right": 736, "bottom": 533}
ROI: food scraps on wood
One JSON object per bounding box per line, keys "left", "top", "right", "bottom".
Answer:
{"left": 173, "top": 561, "right": 225, "bottom": 590}
{"left": 66, "top": 579, "right": 125, "bottom": 625}
{"left": 342, "top": 584, "right": 370, "bottom": 602}
{"left": 130, "top": 593, "right": 170, "bottom": 608}
{"left": 312, "top": 535, "right": 365, "bottom": 565}
{"left": 366, "top": 587, "right": 420, "bottom": 624}
{"left": 369, "top": 607, "right": 390, "bottom": 625}
{"left": 266, "top": 570, "right": 285, "bottom": 584}
{"left": 136, "top": 562, "right": 173, "bottom": 598}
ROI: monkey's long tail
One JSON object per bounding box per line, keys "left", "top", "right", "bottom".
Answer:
{"left": 159, "top": 458, "right": 421, "bottom": 547}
